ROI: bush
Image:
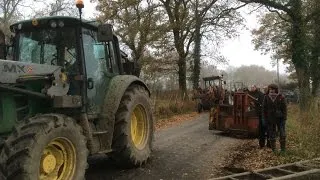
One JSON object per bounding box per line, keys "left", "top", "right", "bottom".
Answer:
{"left": 152, "top": 91, "right": 196, "bottom": 120}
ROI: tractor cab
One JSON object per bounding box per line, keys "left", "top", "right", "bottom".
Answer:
{"left": 0, "top": 16, "right": 140, "bottom": 133}
{"left": 2, "top": 16, "right": 138, "bottom": 111}
{"left": 194, "top": 75, "right": 229, "bottom": 113}
{"left": 9, "top": 16, "right": 136, "bottom": 76}
{"left": 202, "top": 75, "right": 226, "bottom": 92}
{"left": 202, "top": 75, "right": 227, "bottom": 102}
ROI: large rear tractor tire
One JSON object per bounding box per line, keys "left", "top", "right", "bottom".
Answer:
{"left": 0, "top": 114, "right": 88, "bottom": 180}
{"left": 111, "top": 85, "right": 154, "bottom": 168}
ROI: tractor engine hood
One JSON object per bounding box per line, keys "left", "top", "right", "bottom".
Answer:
{"left": 0, "top": 59, "right": 69, "bottom": 97}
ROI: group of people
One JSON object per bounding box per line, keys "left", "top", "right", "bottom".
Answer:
{"left": 249, "top": 84, "right": 287, "bottom": 153}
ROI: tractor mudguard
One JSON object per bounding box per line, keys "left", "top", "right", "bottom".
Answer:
{"left": 95, "top": 75, "right": 150, "bottom": 152}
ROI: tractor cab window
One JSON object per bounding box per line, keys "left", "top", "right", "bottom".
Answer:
{"left": 82, "top": 28, "right": 119, "bottom": 74}
{"left": 17, "top": 28, "right": 78, "bottom": 71}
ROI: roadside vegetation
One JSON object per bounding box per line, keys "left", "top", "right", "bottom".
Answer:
{"left": 152, "top": 91, "right": 197, "bottom": 118}
{"left": 150, "top": 90, "right": 200, "bottom": 130}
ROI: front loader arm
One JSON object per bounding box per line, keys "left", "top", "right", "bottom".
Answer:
{"left": 0, "top": 59, "right": 69, "bottom": 97}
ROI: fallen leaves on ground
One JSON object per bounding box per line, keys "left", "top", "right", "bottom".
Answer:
{"left": 220, "top": 138, "right": 304, "bottom": 176}
{"left": 155, "top": 112, "right": 200, "bottom": 130}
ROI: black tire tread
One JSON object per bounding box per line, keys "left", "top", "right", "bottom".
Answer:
{"left": 111, "top": 85, "right": 154, "bottom": 168}
{"left": 0, "top": 113, "right": 88, "bottom": 180}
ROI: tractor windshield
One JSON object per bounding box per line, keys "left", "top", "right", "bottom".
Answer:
{"left": 17, "top": 27, "right": 77, "bottom": 67}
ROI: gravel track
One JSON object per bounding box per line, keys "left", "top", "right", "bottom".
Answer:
{"left": 85, "top": 113, "right": 242, "bottom": 180}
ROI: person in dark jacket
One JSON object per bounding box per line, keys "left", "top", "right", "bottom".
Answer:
{"left": 263, "top": 84, "right": 287, "bottom": 153}
{"left": 250, "top": 85, "right": 268, "bottom": 148}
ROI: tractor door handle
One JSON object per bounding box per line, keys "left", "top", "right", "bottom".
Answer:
{"left": 87, "top": 78, "right": 94, "bottom": 89}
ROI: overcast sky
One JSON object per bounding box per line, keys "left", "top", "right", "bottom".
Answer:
{"left": 219, "top": 7, "right": 288, "bottom": 74}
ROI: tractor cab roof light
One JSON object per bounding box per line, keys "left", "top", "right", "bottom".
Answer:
{"left": 58, "top": 21, "right": 64, "bottom": 28}
{"left": 50, "top": 21, "right": 57, "bottom": 28}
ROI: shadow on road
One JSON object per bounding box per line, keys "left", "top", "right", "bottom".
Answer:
{"left": 85, "top": 154, "right": 154, "bottom": 180}
{"left": 213, "top": 131, "right": 257, "bottom": 140}
{"left": 85, "top": 155, "right": 123, "bottom": 180}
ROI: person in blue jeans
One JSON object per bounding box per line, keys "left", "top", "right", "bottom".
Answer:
{"left": 263, "top": 84, "right": 287, "bottom": 153}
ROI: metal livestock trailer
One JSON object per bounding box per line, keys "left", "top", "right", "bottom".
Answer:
{"left": 209, "top": 91, "right": 259, "bottom": 137}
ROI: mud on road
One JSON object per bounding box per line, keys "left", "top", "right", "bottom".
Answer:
{"left": 85, "top": 113, "right": 243, "bottom": 180}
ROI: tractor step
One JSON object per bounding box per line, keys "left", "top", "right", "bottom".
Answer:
{"left": 211, "top": 158, "right": 320, "bottom": 180}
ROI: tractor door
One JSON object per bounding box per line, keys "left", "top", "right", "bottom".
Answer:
{"left": 82, "top": 28, "right": 120, "bottom": 114}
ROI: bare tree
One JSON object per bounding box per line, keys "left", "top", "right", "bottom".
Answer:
{"left": 96, "top": 0, "right": 166, "bottom": 76}
{"left": 31, "top": 0, "right": 78, "bottom": 17}
{"left": 191, "top": 0, "right": 245, "bottom": 89}
{"left": 239, "top": 0, "right": 319, "bottom": 109}
{"left": 159, "top": 0, "right": 195, "bottom": 97}
{"left": 0, "top": 0, "right": 25, "bottom": 38}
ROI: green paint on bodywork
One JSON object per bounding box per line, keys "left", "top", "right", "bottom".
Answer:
{"left": 0, "top": 93, "right": 17, "bottom": 134}
{"left": 0, "top": 82, "right": 51, "bottom": 136}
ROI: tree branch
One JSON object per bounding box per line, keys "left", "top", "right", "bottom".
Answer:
{"left": 239, "top": 0, "right": 292, "bottom": 15}
{"left": 265, "top": 6, "right": 290, "bottom": 22}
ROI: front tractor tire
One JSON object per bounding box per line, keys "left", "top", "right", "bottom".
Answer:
{"left": 0, "top": 114, "right": 88, "bottom": 180}
{"left": 111, "top": 85, "right": 154, "bottom": 168}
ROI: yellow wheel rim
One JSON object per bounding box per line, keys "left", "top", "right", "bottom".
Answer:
{"left": 131, "top": 104, "right": 148, "bottom": 150}
{"left": 39, "top": 137, "right": 76, "bottom": 180}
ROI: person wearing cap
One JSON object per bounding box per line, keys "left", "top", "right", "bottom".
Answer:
{"left": 263, "top": 84, "right": 287, "bottom": 153}
{"left": 250, "top": 85, "right": 268, "bottom": 148}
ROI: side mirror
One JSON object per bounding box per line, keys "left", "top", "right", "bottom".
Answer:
{"left": 97, "top": 24, "right": 114, "bottom": 42}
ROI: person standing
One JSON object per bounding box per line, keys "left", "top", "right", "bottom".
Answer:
{"left": 263, "top": 84, "right": 287, "bottom": 153}
{"left": 250, "top": 85, "right": 267, "bottom": 148}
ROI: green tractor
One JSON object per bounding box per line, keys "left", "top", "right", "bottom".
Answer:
{"left": 0, "top": 3, "right": 154, "bottom": 180}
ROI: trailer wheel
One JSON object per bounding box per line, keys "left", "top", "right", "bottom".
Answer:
{"left": 111, "top": 85, "right": 154, "bottom": 167}
{"left": 0, "top": 114, "right": 88, "bottom": 180}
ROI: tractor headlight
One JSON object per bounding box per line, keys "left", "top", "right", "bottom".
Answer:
{"left": 50, "top": 21, "right": 57, "bottom": 28}
{"left": 58, "top": 20, "right": 64, "bottom": 28}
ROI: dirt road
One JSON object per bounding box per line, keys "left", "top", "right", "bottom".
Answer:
{"left": 85, "top": 113, "right": 242, "bottom": 180}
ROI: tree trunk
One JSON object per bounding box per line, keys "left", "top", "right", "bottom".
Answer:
{"left": 132, "top": 51, "right": 143, "bottom": 77}
{"left": 310, "top": 3, "right": 320, "bottom": 96}
{"left": 290, "top": 0, "right": 311, "bottom": 110}
{"left": 192, "top": 0, "right": 201, "bottom": 90}
{"left": 178, "top": 55, "right": 187, "bottom": 99}
{"left": 296, "top": 68, "right": 311, "bottom": 110}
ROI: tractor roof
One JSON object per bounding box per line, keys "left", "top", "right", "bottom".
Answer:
{"left": 10, "top": 16, "right": 99, "bottom": 32}
{"left": 202, "top": 76, "right": 222, "bottom": 81}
